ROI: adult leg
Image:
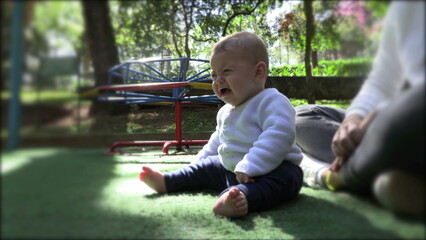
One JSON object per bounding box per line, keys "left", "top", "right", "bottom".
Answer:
{"left": 295, "top": 105, "right": 345, "bottom": 188}
{"left": 295, "top": 105, "right": 345, "bottom": 163}
{"left": 341, "top": 84, "right": 425, "bottom": 193}
{"left": 226, "top": 161, "right": 303, "bottom": 213}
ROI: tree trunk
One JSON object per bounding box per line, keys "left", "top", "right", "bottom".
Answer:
{"left": 170, "top": 4, "right": 182, "bottom": 58}
{"left": 81, "top": 1, "right": 127, "bottom": 133}
{"left": 180, "top": 0, "right": 193, "bottom": 58}
{"left": 304, "top": 1, "right": 316, "bottom": 104}
{"left": 82, "top": 1, "right": 120, "bottom": 86}
{"left": 311, "top": 50, "right": 318, "bottom": 69}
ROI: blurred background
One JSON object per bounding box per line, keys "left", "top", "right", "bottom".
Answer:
{"left": 1, "top": 0, "right": 390, "bottom": 150}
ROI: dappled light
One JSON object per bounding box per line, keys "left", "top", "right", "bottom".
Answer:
{"left": 1, "top": 148, "right": 60, "bottom": 175}
{"left": 97, "top": 174, "right": 150, "bottom": 216}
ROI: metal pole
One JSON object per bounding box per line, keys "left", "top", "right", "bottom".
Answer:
{"left": 175, "top": 101, "right": 183, "bottom": 151}
{"left": 7, "top": 1, "right": 24, "bottom": 150}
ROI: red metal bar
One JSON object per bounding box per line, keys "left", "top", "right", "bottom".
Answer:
{"left": 99, "top": 82, "right": 189, "bottom": 92}
{"left": 175, "top": 101, "right": 183, "bottom": 151}
{"left": 101, "top": 82, "right": 211, "bottom": 155}
{"left": 162, "top": 140, "right": 208, "bottom": 154}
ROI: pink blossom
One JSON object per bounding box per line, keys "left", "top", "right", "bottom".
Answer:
{"left": 337, "top": 0, "right": 371, "bottom": 28}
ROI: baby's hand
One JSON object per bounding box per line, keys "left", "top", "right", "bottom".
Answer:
{"left": 236, "top": 172, "right": 255, "bottom": 184}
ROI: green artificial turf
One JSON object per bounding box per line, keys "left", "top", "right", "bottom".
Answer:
{"left": 1, "top": 148, "right": 425, "bottom": 239}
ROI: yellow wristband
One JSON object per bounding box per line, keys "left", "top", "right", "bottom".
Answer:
{"left": 325, "top": 171, "right": 336, "bottom": 191}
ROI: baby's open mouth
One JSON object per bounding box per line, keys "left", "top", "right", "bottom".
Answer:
{"left": 219, "top": 88, "right": 230, "bottom": 95}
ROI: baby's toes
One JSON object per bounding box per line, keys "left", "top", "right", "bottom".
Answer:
{"left": 139, "top": 171, "right": 147, "bottom": 181}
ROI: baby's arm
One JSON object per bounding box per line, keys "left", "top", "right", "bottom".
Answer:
{"left": 193, "top": 106, "right": 229, "bottom": 162}
{"left": 192, "top": 128, "right": 220, "bottom": 163}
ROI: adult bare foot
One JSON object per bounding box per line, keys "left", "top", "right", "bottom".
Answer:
{"left": 139, "top": 166, "right": 167, "bottom": 194}
{"left": 213, "top": 187, "right": 248, "bottom": 218}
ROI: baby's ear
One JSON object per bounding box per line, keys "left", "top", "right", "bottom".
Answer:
{"left": 255, "top": 61, "right": 267, "bottom": 82}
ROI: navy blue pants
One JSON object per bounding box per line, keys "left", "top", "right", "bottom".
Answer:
{"left": 164, "top": 156, "right": 303, "bottom": 213}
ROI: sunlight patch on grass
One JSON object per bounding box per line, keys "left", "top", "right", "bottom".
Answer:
{"left": 97, "top": 161, "right": 187, "bottom": 216}
{"left": 289, "top": 98, "right": 352, "bottom": 109}
{"left": 250, "top": 215, "right": 295, "bottom": 239}
{"left": 112, "top": 152, "right": 196, "bottom": 164}
{"left": 1, "top": 149, "right": 59, "bottom": 175}
{"left": 1, "top": 156, "right": 34, "bottom": 175}
{"left": 97, "top": 176, "right": 147, "bottom": 216}
{"left": 317, "top": 99, "right": 352, "bottom": 109}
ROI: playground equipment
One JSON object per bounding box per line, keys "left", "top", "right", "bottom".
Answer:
{"left": 95, "top": 57, "right": 222, "bottom": 155}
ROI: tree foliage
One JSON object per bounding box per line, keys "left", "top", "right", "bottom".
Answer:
{"left": 31, "top": 1, "right": 84, "bottom": 56}
{"left": 278, "top": 1, "right": 389, "bottom": 61}
{"left": 278, "top": 1, "right": 340, "bottom": 57}
{"left": 111, "top": 0, "right": 280, "bottom": 60}
{"left": 10, "top": 0, "right": 391, "bottom": 94}
{"left": 270, "top": 57, "right": 372, "bottom": 77}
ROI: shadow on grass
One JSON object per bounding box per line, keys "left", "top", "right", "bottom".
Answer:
{"left": 1, "top": 148, "right": 163, "bottom": 239}
{"left": 232, "top": 193, "right": 400, "bottom": 239}
{"left": 143, "top": 188, "right": 403, "bottom": 239}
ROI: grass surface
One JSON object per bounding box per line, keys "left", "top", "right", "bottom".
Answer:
{"left": 1, "top": 90, "right": 86, "bottom": 105}
{"left": 2, "top": 148, "right": 424, "bottom": 239}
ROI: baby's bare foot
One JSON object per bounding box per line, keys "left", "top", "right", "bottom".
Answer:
{"left": 139, "top": 166, "right": 167, "bottom": 194}
{"left": 213, "top": 187, "right": 248, "bottom": 218}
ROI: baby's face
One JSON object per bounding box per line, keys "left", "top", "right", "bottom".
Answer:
{"left": 210, "top": 49, "right": 262, "bottom": 107}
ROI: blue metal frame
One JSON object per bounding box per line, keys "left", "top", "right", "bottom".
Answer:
{"left": 101, "top": 57, "right": 222, "bottom": 105}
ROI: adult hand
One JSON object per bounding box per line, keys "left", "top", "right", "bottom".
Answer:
{"left": 330, "top": 114, "right": 364, "bottom": 171}
{"left": 329, "top": 156, "right": 345, "bottom": 172}
{"left": 330, "top": 110, "right": 378, "bottom": 171}
{"left": 236, "top": 172, "right": 255, "bottom": 184}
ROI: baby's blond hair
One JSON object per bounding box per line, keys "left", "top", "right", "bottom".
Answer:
{"left": 212, "top": 32, "right": 269, "bottom": 69}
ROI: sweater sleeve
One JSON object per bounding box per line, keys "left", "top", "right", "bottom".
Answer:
{"left": 192, "top": 106, "right": 225, "bottom": 162}
{"left": 346, "top": 3, "right": 405, "bottom": 118}
{"left": 193, "top": 130, "right": 220, "bottom": 162}
{"left": 234, "top": 92, "right": 298, "bottom": 176}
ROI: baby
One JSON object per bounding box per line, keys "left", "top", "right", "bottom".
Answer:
{"left": 140, "top": 32, "right": 303, "bottom": 218}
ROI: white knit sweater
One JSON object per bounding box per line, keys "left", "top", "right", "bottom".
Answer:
{"left": 196, "top": 88, "right": 303, "bottom": 177}
{"left": 346, "top": 1, "right": 425, "bottom": 118}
